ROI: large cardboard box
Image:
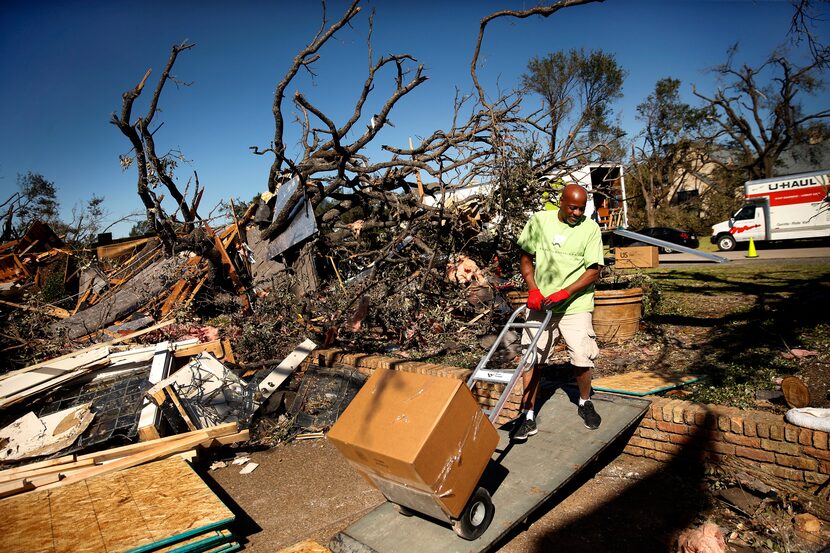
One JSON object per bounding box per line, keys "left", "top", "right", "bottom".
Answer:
{"left": 327, "top": 369, "right": 499, "bottom": 520}
{"left": 615, "top": 246, "right": 660, "bottom": 269}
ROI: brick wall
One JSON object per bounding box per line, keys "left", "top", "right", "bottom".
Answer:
{"left": 310, "top": 350, "right": 829, "bottom": 487}
{"left": 309, "top": 349, "right": 522, "bottom": 424}
{"left": 628, "top": 397, "right": 830, "bottom": 486}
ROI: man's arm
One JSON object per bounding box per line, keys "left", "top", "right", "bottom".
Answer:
{"left": 519, "top": 251, "right": 539, "bottom": 291}
{"left": 562, "top": 263, "right": 600, "bottom": 296}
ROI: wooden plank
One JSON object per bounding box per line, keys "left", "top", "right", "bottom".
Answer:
{"left": 592, "top": 370, "right": 701, "bottom": 396}
{"left": 160, "top": 275, "right": 193, "bottom": 317}
{"left": 181, "top": 273, "right": 209, "bottom": 313}
{"left": 0, "top": 471, "right": 62, "bottom": 499}
{"left": 96, "top": 237, "right": 153, "bottom": 261}
{"left": 137, "top": 342, "right": 173, "bottom": 441}
{"left": 258, "top": 339, "right": 317, "bottom": 401}
{"left": 221, "top": 339, "right": 236, "bottom": 364}
{"left": 0, "top": 320, "right": 174, "bottom": 382}
{"left": 0, "top": 478, "right": 35, "bottom": 499}
{"left": 201, "top": 429, "right": 250, "bottom": 448}
{"left": 207, "top": 226, "right": 251, "bottom": 315}
{"left": 171, "top": 339, "right": 228, "bottom": 360}
{"left": 76, "top": 423, "right": 239, "bottom": 464}
{"left": 160, "top": 256, "right": 207, "bottom": 319}
{"left": 0, "top": 365, "right": 109, "bottom": 409}
{"left": 109, "top": 338, "right": 198, "bottom": 361}
{"left": 0, "top": 453, "right": 75, "bottom": 473}
{"left": 71, "top": 287, "right": 92, "bottom": 316}
{"left": 0, "top": 458, "right": 96, "bottom": 483}
{"left": 166, "top": 385, "right": 200, "bottom": 432}
{"left": 39, "top": 430, "right": 231, "bottom": 490}
{"left": 0, "top": 347, "right": 109, "bottom": 397}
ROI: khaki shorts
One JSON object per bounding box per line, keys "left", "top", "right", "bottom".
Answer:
{"left": 520, "top": 310, "right": 599, "bottom": 368}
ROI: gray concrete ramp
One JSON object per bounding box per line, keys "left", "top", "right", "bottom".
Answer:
{"left": 329, "top": 387, "right": 651, "bottom": 553}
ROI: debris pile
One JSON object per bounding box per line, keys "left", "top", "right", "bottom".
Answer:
{"left": 0, "top": 305, "right": 318, "bottom": 551}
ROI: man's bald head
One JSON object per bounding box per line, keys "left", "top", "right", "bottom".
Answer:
{"left": 562, "top": 184, "right": 588, "bottom": 204}
{"left": 558, "top": 184, "right": 588, "bottom": 226}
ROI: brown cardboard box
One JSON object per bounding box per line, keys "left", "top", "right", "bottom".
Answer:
{"left": 326, "top": 368, "right": 499, "bottom": 520}
{"left": 615, "top": 246, "right": 660, "bottom": 269}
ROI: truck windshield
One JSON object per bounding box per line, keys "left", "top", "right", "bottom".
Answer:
{"left": 734, "top": 205, "right": 756, "bottom": 221}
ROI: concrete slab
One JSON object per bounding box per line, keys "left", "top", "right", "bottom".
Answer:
{"left": 329, "top": 387, "right": 651, "bottom": 553}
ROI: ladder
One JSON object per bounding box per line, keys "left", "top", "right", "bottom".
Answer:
{"left": 466, "top": 306, "right": 553, "bottom": 423}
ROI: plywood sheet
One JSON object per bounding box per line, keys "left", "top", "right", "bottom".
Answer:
{"left": 592, "top": 370, "right": 701, "bottom": 396}
{"left": 86, "top": 472, "right": 151, "bottom": 552}
{"left": 124, "top": 456, "right": 234, "bottom": 547}
{"left": 0, "top": 456, "right": 234, "bottom": 553}
{"left": 49, "top": 482, "right": 107, "bottom": 553}
{"left": 0, "top": 486, "right": 53, "bottom": 552}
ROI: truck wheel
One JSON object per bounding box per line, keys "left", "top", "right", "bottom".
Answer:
{"left": 717, "top": 234, "right": 736, "bottom": 251}
{"left": 452, "top": 487, "right": 494, "bottom": 541}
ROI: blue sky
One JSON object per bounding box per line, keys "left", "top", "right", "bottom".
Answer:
{"left": 1, "top": 0, "right": 827, "bottom": 237}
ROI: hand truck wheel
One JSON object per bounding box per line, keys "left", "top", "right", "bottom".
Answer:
{"left": 452, "top": 486, "right": 494, "bottom": 540}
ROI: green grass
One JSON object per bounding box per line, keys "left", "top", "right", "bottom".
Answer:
{"left": 640, "top": 262, "right": 830, "bottom": 408}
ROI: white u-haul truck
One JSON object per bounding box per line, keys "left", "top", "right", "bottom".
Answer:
{"left": 711, "top": 169, "right": 830, "bottom": 251}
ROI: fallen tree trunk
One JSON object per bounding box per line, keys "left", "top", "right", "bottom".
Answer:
{"left": 52, "top": 257, "right": 189, "bottom": 339}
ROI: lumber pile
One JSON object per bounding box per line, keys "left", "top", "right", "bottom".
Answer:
{"left": 0, "top": 327, "right": 317, "bottom": 502}
{"left": 0, "top": 455, "right": 241, "bottom": 552}
{"left": 1, "top": 219, "right": 255, "bottom": 345}
{"left": 0, "top": 221, "right": 74, "bottom": 315}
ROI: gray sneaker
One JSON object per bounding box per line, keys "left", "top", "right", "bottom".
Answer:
{"left": 511, "top": 417, "right": 538, "bottom": 441}
{"left": 578, "top": 400, "right": 601, "bottom": 429}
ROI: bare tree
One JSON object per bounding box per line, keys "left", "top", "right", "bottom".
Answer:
{"left": 789, "top": 0, "right": 830, "bottom": 69}
{"left": 111, "top": 41, "right": 202, "bottom": 252}
{"left": 248, "top": 1, "right": 528, "bottom": 299}
{"left": 693, "top": 51, "right": 830, "bottom": 180}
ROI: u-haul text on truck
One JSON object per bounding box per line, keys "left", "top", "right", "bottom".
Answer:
{"left": 711, "top": 169, "right": 830, "bottom": 251}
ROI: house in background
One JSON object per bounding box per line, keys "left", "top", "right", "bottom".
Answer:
{"left": 668, "top": 138, "right": 830, "bottom": 211}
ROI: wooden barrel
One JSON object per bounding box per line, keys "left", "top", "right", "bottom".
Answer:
{"left": 504, "top": 290, "right": 528, "bottom": 310}
{"left": 592, "top": 287, "right": 643, "bottom": 343}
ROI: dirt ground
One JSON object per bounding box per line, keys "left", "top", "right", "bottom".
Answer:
{"left": 199, "top": 261, "right": 830, "bottom": 552}
{"left": 202, "top": 438, "right": 828, "bottom": 552}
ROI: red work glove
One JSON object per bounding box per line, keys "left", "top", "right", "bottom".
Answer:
{"left": 527, "top": 288, "right": 545, "bottom": 311}
{"left": 545, "top": 289, "right": 571, "bottom": 307}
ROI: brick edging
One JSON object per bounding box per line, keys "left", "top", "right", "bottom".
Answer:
{"left": 309, "top": 350, "right": 829, "bottom": 488}
{"left": 628, "top": 398, "right": 830, "bottom": 485}
{"left": 308, "top": 349, "right": 522, "bottom": 424}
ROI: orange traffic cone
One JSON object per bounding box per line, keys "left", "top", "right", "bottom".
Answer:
{"left": 746, "top": 238, "right": 758, "bottom": 258}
